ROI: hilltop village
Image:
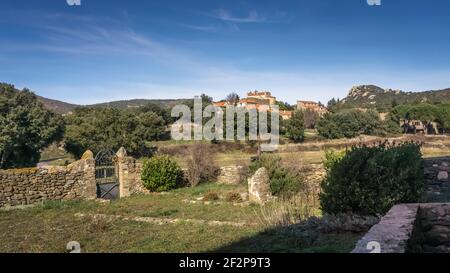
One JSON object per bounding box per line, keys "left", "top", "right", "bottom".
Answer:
{"left": 213, "top": 90, "right": 328, "bottom": 120}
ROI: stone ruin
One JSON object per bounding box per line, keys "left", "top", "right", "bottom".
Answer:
{"left": 248, "top": 167, "right": 272, "bottom": 204}
{"left": 352, "top": 203, "right": 450, "bottom": 253}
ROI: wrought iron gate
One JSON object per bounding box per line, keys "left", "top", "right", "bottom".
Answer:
{"left": 95, "top": 149, "right": 119, "bottom": 200}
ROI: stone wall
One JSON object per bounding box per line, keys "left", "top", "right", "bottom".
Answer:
{"left": 411, "top": 203, "right": 450, "bottom": 253}
{"left": 352, "top": 203, "right": 450, "bottom": 253}
{"left": 217, "top": 165, "right": 247, "bottom": 185}
{"left": 352, "top": 204, "right": 419, "bottom": 253}
{"left": 423, "top": 157, "right": 450, "bottom": 202}
{"left": 115, "top": 148, "right": 148, "bottom": 197}
{"left": 0, "top": 152, "right": 96, "bottom": 208}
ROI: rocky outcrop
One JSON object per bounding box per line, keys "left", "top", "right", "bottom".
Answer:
{"left": 248, "top": 167, "right": 272, "bottom": 204}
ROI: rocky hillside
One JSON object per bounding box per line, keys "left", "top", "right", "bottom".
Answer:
{"left": 339, "top": 85, "right": 450, "bottom": 111}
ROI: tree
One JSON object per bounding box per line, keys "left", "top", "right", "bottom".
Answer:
{"left": 303, "top": 109, "right": 320, "bottom": 129}
{"left": 276, "top": 101, "right": 294, "bottom": 111}
{"left": 0, "top": 83, "right": 64, "bottom": 169}
{"left": 225, "top": 92, "right": 240, "bottom": 105}
{"left": 64, "top": 107, "right": 166, "bottom": 158}
{"left": 139, "top": 103, "right": 173, "bottom": 125}
{"left": 317, "top": 109, "right": 386, "bottom": 139}
{"left": 285, "top": 110, "right": 305, "bottom": 143}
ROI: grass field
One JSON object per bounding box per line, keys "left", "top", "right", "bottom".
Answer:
{"left": 0, "top": 183, "right": 360, "bottom": 253}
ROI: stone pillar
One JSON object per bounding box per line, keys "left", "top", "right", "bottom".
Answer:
{"left": 248, "top": 167, "right": 272, "bottom": 204}
{"left": 115, "top": 147, "right": 130, "bottom": 198}
{"left": 67, "top": 150, "right": 96, "bottom": 200}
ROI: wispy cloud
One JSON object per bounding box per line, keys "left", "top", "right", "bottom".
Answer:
{"left": 211, "top": 9, "right": 267, "bottom": 23}
{"left": 181, "top": 24, "right": 218, "bottom": 32}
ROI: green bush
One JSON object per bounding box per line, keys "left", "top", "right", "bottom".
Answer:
{"left": 285, "top": 110, "right": 305, "bottom": 143}
{"left": 249, "top": 154, "right": 304, "bottom": 197}
{"left": 141, "top": 155, "right": 183, "bottom": 192}
{"left": 317, "top": 109, "right": 389, "bottom": 139}
{"left": 320, "top": 142, "right": 424, "bottom": 215}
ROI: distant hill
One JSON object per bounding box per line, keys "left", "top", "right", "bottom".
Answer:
{"left": 36, "top": 96, "right": 78, "bottom": 115}
{"left": 37, "top": 96, "right": 189, "bottom": 114}
{"left": 90, "top": 99, "right": 188, "bottom": 110}
{"left": 337, "top": 85, "right": 450, "bottom": 111}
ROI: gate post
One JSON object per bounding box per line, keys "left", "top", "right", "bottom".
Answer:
{"left": 116, "top": 147, "right": 130, "bottom": 198}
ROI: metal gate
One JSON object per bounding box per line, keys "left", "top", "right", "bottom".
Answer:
{"left": 95, "top": 149, "right": 119, "bottom": 200}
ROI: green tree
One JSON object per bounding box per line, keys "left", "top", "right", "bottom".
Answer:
{"left": 317, "top": 109, "right": 386, "bottom": 139}
{"left": 285, "top": 110, "right": 305, "bottom": 143}
{"left": 64, "top": 107, "right": 166, "bottom": 158}
{"left": 0, "top": 83, "right": 64, "bottom": 169}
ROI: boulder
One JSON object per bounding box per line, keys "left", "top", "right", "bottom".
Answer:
{"left": 248, "top": 167, "right": 272, "bottom": 204}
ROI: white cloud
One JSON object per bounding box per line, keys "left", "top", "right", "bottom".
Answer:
{"left": 211, "top": 9, "right": 267, "bottom": 23}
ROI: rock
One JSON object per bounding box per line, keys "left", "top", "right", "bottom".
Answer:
{"left": 116, "top": 147, "right": 127, "bottom": 158}
{"left": 437, "top": 171, "right": 449, "bottom": 182}
{"left": 81, "top": 150, "right": 94, "bottom": 160}
{"left": 248, "top": 167, "right": 272, "bottom": 204}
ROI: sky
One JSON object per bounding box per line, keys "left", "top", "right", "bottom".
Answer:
{"left": 1, "top": 0, "right": 450, "bottom": 105}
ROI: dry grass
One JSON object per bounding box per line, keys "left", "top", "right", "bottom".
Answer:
{"left": 257, "top": 193, "right": 320, "bottom": 228}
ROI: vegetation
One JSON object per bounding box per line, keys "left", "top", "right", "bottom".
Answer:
{"left": 249, "top": 154, "right": 304, "bottom": 197}
{"left": 0, "top": 83, "right": 64, "bottom": 169}
{"left": 185, "top": 142, "right": 219, "bottom": 187}
{"left": 303, "top": 109, "right": 320, "bottom": 129}
{"left": 284, "top": 110, "right": 305, "bottom": 143}
{"left": 0, "top": 183, "right": 360, "bottom": 253}
{"left": 64, "top": 107, "right": 167, "bottom": 158}
{"left": 320, "top": 142, "right": 424, "bottom": 215}
{"left": 141, "top": 155, "right": 183, "bottom": 192}
{"left": 316, "top": 109, "right": 393, "bottom": 139}
{"left": 276, "top": 101, "right": 295, "bottom": 111}
{"left": 225, "top": 92, "right": 240, "bottom": 105}
{"left": 390, "top": 102, "right": 450, "bottom": 133}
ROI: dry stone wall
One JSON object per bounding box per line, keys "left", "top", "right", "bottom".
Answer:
{"left": 115, "top": 150, "right": 148, "bottom": 197}
{"left": 217, "top": 165, "right": 246, "bottom": 185}
{"left": 423, "top": 157, "right": 450, "bottom": 202}
{"left": 0, "top": 153, "right": 96, "bottom": 208}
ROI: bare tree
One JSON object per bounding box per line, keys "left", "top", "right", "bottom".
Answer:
{"left": 225, "top": 92, "right": 240, "bottom": 105}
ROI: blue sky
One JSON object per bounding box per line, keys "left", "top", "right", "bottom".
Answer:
{"left": 1, "top": 0, "right": 450, "bottom": 105}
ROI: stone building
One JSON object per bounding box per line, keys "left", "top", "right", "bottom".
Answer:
{"left": 246, "top": 91, "right": 276, "bottom": 105}
{"left": 297, "top": 100, "right": 328, "bottom": 116}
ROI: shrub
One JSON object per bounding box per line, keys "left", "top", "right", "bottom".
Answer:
{"left": 203, "top": 192, "right": 219, "bottom": 201}
{"left": 249, "top": 154, "right": 304, "bottom": 197}
{"left": 323, "top": 149, "right": 346, "bottom": 171}
{"left": 185, "top": 142, "right": 219, "bottom": 187}
{"left": 141, "top": 155, "right": 183, "bottom": 192}
{"left": 225, "top": 192, "right": 242, "bottom": 203}
{"left": 320, "top": 141, "right": 424, "bottom": 215}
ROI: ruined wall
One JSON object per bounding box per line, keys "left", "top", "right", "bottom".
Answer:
{"left": 411, "top": 203, "right": 450, "bottom": 253}
{"left": 217, "top": 165, "right": 247, "bottom": 185}
{"left": 0, "top": 153, "right": 96, "bottom": 208}
{"left": 352, "top": 203, "right": 450, "bottom": 253}
{"left": 115, "top": 149, "right": 148, "bottom": 197}
{"left": 423, "top": 157, "right": 450, "bottom": 202}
